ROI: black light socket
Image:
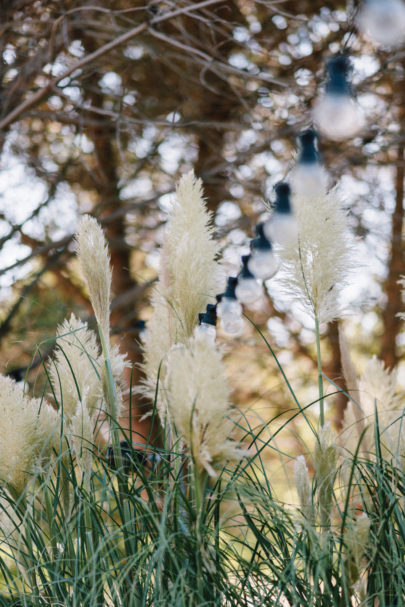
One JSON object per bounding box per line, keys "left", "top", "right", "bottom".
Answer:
{"left": 239, "top": 255, "right": 255, "bottom": 279}
{"left": 325, "top": 54, "right": 352, "bottom": 96}
{"left": 217, "top": 276, "right": 238, "bottom": 301}
{"left": 298, "top": 129, "right": 320, "bottom": 165}
{"left": 198, "top": 303, "right": 217, "bottom": 326}
{"left": 251, "top": 223, "right": 272, "bottom": 251}
{"left": 274, "top": 182, "right": 292, "bottom": 214}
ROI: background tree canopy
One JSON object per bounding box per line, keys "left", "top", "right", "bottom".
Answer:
{"left": 0, "top": 0, "right": 403, "bottom": 436}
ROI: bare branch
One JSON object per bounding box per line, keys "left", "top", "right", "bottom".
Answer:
{"left": 0, "top": 0, "right": 226, "bottom": 132}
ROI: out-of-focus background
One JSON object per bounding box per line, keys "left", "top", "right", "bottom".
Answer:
{"left": 0, "top": 1, "right": 403, "bottom": 461}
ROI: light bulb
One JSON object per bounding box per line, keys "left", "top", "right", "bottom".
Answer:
{"left": 194, "top": 323, "right": 216, "bottom": 341}
{"left": 357, "top": 0, "right": 405, "bottom": 47}
{"left": 216, "top": 277, "right": 244, "bottom": 336}
{"left": 221, "top": 316, "right": 245, "bottom": 336}
{"left": 235, "top": 277, "right": 263, "bottom": 305}
{"left": 291, "top": 163, "right": 328, "bottom": 200}
{"left": 248, "top": 249, "right": 280, "bottom": 280}
{"left": 217, "top": 295, "right": 244, "bottom": 336}
{"left": 264, "top": 214, "right": 298, "bottom": 248}
{"left": 291, "top": 129, "right": 328, "bottom": 200}
{"left": 265, "top": 182, "right": 298, "bottom": 248}
{"left": 264, "top": 213, "right": 298, "bottom": 248}
{"left": 313, "top": 55, "right": 364, "bottom": 141}
{"left": 236, "top": 255, "right": 264, "bottom": 305}
{"left": 313, "top": 94, "right": 364, "bottom": 141}
{"left": 249, "top": 223, "right": 280, "bottom": 280}
{"left": 135, "top": 320, "right": 148, "bottom": 343}
{"left": 217, "top": 297, "right": 242, "bottom": 320}
{"left": 196, "top": 303, "right": 217, "bottom": 341}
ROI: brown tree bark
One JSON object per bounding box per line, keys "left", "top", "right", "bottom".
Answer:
{"left": 191, "top": 1, "right": 245, "bottom": 212}
{"left": 78, "top": 23, "right": 152, "bottom": 447}
{"left": 326, "top": 320, "right": 348, "bottom": 430}
{"left": 380, "top": 143, "right": 405, "bottom": 369}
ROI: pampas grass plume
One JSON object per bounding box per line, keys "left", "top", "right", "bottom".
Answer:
{"left": 342, "top": 356, "right": 401, "bottom": 457}
{"left": 278, "top": 180, "right": 354, "bottom": 326}
{"left": 358, "top": 356, "right": 399, "bottom": 416}
{"left": 142, "top": 171, "right": 223, "bottom": 417}
{"left": 75, "top": 218, "right": 128, "bottom": 427}
{"left": 164, "top": 171, "right": 223, "bottom": 335}
{"left": 69, "top": 400, "right": 95, "bottom": 483}
{"left": 0, "top": 375, "right": 60, "bottom": 495}
{"left": 294, "top": 455, "right": 313, "bottom": 522}
{"left": 345, "top": 512, "right": 370, "bottom": 585}
{"left": 76, "top": 215, "right": 112, "bottom": 340}
{"left": 314, "top": 423, "right": 337, "bottom": 526}
{"left": 50, "top": 314, "right": 102, "bottom": 420}
{"left": 164, "top": 332, "right": 247, "bottom": 477}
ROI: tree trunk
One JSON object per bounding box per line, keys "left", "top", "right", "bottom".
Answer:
{"left": 326, "top": 320, "right": 348, "bottom": 430}
{"left": 380, "top": 143, "right": 404, "bottom": 368}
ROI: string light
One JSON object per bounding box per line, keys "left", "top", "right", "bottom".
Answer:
{"left": 357, "top": 0, "right": 405, "bottom": 47}
{"left": 248, "top": 224, "right": 280, "bottom": 280}
{"left": 235, "top": 255, "right": 264, "bottom": 305}
{"left": 264, "top": 183, "right": 298, "bottom": 248}
{"left": 313, "top": 55, "right": 364, "bottom": 141}
{"left": 134, "top": 319, "right": 148, "bottom": 343}
{"left": 291, "top": 129, "right": 328, "bottom": 199}
{"left": 216, "top": 278, "right": 245, "bottom": 336}
{"left": 195, "top": 303, "right": 217, "bottom": 341}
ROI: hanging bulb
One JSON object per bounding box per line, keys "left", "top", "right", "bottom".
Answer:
{"left": 216, "top": 278, "right": 242, "bottom": 320}
{"left": 313, "top": 55, "right": 364, "bottom": 141}
{"left": 235, "top": 255, "right": 263, "bottom": 305}
{"left": 134, "top": 319, "right": 148, "bottom": 343}
{"left": 216, "top": 278, "right": 245, "bottom": 336}
{"left": 221, "top": 315, "right": 245, "bottom": 336}
{"left": 248, "top": 224, "right": 280, "bottom": 280}
{"left": 358, "top": 0, "right": 405, "bottom": 47}
{"left": 217, "top": 297, "right": 243, "bottom": 320}
{"left": 264, "top": 183, "right": 298, "bottom": 248}
{"left": 195, "top": 304, "right": 217, "bottom": 341}
{"left": 291, "top": 129, "right": 328, "bottom": 199}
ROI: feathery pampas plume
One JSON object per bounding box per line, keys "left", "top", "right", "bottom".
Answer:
{"left": 50, "top": 314, "right": 127, "bottom": 424}
{"left": 68, "top": 400, "right": 95, "bottom": 484}
{"left": 344, "top": 513, "right": 370, "bottom": 586}
{"left": 358, "top": 356, "right": 399, "bottom": 416}
{"left": 342, "top": 357, "right": 399, "bottom": 443}
{"left": 76, "top": 215, "right": 112, "bottom": 342}
{"left": 0, "top": 496, "right": 21, "bottom": 547}
{"left": 342, "top": 356, "right": 404, "bottom": 469}
{"left": 164, "top": 332, "right": 248, "bottom": 477}
{"left": 75, "top": 217, "right": 128, "bottom": 425}
{"left": 277, "top": 179, "right": 354, "bottom": 326}
{"left": 50, "top": 314, "right": 102, "bottom": 420}
{"left": 0, "top": 375, "right": 60, "bottom": 496}
{"left": 294, "top": 455, "right": 314, "bottom": 522}
{"left": 141, "top": 171, "right": 223, "bottom": 417}
{"left": 314, "top": 423, "right": 337, "bottom": 527}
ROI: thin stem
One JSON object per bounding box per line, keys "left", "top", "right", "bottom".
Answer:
{"left": 193, "top": 465, "right": 207, "bottom": 604}
{"left": 97, "top": 322, "right": 133, "bottom": 581}
{"left": 97, "top": 323, "right": 121, "bottom": 468}
{"left": 315, "top": 316, "right": 324, "bottom": 427}
{"left": 97, "top": 323, "right": 118, "bottom": 420}
{"left": 194, "top": 466, "right": 206, "bottom": 516}
{"left": 7, "top": 492, "right": 37, "bottom": 594}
